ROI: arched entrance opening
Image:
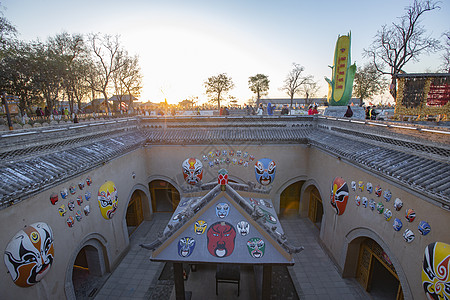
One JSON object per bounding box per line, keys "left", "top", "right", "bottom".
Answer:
{"left": 307, "top": 186, "right": 323, "bottom": 229}
{"left": 356, "top": 238, "right": 403, "bottom": 300}
{"left": 149, "top": 180, "right": 180, "bottom": 212}
{"left": 126, "top": 190, "right": 144, "bottom": 235}
{"left": 280, "top": 181, "right": 304, "bottom": 217}
{"left": 72, "top": 245, "right": 107, "bottom": 298}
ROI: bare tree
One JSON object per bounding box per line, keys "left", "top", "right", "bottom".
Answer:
{"left": 441, "top": 31, "right": 450, "bottom": 72}
{"left": 87, "top": 33, "right": 127, "bottom": 113}
{"left": 204, "top": 73, "right": 234, "bottom": 111}
{"left": 248, "top": 74, "right": 269, "bottom": 107}
{"left": 112, "top": 54, "right": 142, "bottom": 111}
{"left": 280, "top": 63, "right": 313, "bottom": 108}
{"left": 364, "top": 0, "right": 441, "bottom": 99}
{"left": 300, "top": 79, "right": 320, "bottom": 106}
{"left": 353, "top": 63, "right": 388, "bottom": 105}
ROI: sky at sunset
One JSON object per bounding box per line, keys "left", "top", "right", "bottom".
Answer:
{"left": 2, "top": 0, "right": 449, "bottom": 105}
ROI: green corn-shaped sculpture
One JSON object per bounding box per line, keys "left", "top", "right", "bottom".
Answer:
{"left": 325, "top": 32, "right": 356, "bottom": 106}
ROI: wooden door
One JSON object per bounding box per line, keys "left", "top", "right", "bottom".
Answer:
{"left": 126, "top": 193, "right": 143, "bottom": 228}
{"left": 308, "top": 187, "right": 323, "bottom": 227}
{"left": 356, "top": 240, "right": 403, "bottom": 300}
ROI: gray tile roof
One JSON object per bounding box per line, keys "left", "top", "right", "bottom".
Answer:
{"left": 308, "top": 130, "right": 450, "bottom": 205}
{"left": 143, "top": 127, "right": 313, "bottom": 144}
{"left": 0, "top": 120, "right": 146, "bottom": 208}
{"left": 0, "top": 116, "right": 448, "bottom": 210}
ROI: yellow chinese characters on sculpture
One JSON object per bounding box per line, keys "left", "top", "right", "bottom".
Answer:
{"left": 97, "top": 181, "right": 118, "bottom": 220}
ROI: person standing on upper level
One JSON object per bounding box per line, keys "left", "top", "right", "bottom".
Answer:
{"left": 344, "top": 105, "right": 353, "bottom": 118}
{"left": 267, "top": 102, "right": 273, "bottom": 116}
{"left": 312, "top": 105, "right": 319, "bottom": 115}
{"left": 257, "top": 104, "right": 264, "bottom": 115}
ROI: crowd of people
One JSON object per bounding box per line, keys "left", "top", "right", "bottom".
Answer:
{"left": 242, "top": 103, "right": 321, "bottom": 116}
{"left": 35, "top": 106, "right": 72, "bottom": 120}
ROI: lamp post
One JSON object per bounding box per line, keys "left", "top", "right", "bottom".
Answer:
{"left": 2, "top": 92, "right": 13, "bottom": 131}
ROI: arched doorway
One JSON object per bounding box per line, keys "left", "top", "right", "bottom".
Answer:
{"left": 280, "top": 181, "right": 304, "bottom": 216}
{"left": 149, "top": 180, "right": 180, "bottom": 212}
{"left": 356, "top": 238, "right": 403, "bottom": 300}
{"left": 72, "top": 245, "right": 107, "bottom": 298}
{"left": 308, "top": 186, "right": 323, "bottom": 228}
{"left": 126, "top": 190, "right": 144, "bottom": 235}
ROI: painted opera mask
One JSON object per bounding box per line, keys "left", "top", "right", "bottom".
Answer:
{"left": 330, "top": 177, "right": 349, "bottom": 215}
{"left": 375, "top": 185, "right": 382, "bottom": 197}
{"left": 178, "top": 237, "right": 195, "bottom": 257}
{"left": 194, "top": 220, "right": 207, "bottom": 235}
{"left": 405, "top": 208, "right": 416, "bottom": 222}
{"left": 182, "top": 158, "right": 203, "bottom": 185}
{"left": 418, "top": 221, "right": 431, "bottom": 236}
{"left": 207, "top": 221, "right": 236, "bottom": 258}
{"left": 68, "top": 200, "right": 75, "bottom": 211}
{"left": 358, "top": 181, "right": 364, "bottom": 192}
{"left": 362, "top": 197, "right": 368, "bottom": 208}
{"left": 393, "top": 218, "right": 403, "bottom": 231}
{"left": 403, "top": 229, "right": 415, "bottom": 243}
{"left": 83, "top": 205, "right": 90, "bottom": 216}
{"left": 216, "top": 203, "right": 230, "bottom": 218}
{"left": 422, "top": 242, "right": 450, "bottom": 300}
{"left": 50, "top": 193, "right": 58, "bottom": 205}
{"left": 237, "top": 221, "right": 250, "bottom": 236}
{"left": 60, "top": 188, "right": 68, "bottom": 199}
{"left": 254, "top": 158, "right": 276, "bottom": 186}
{"left": 376, "top": 202, "right": 384, "bottom": 214}
{"left": 394, "top": 198, "right": 403, "bottom": 211}
{"left": 383, "top": 189, "right": 392, "bottom": 202}
{"left": 384, "top": 209, "right": 392, "bottom": 221}
{"left": 4, "top": 222, "right": 54, "bottom": 287}
{"left": 97, "top": 181, "right": 118, "bottom": 220}
{"left": 58, "top": 204, "right": 67, "bottom": 216}
{"left": 247, "top": 238, "right": 265, "bottom": 258}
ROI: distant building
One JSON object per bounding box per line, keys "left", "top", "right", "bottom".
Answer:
{"left": 109, "top": 95, "right": 138, "bottom": 112}
{"left": 81, "top": 98, "right": 107, "bottom": 113}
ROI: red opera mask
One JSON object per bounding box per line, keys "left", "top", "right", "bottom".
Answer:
{"left": 207, "top": 221, "right": 236, "bottom": 258}
{"left": 182, "top": 158, "right": 203, "bottom": 185}
{"left": 330, "top": 177, "right": 349, "bottom": 215}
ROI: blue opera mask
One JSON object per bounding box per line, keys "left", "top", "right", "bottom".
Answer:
{"left": 178, "top": 237, "right": 195, "bottom": 257}
{"left": 418, "top": 221, "right": 431, "bottom": 235}
{"left": 254, "top": 158, "right": 276, "bottom": 186}
{"left": 393, "top": 218, "right": 403, "bottom": 231}
{"left": 216, "top": 203, "right": 230, "bottom": 218}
